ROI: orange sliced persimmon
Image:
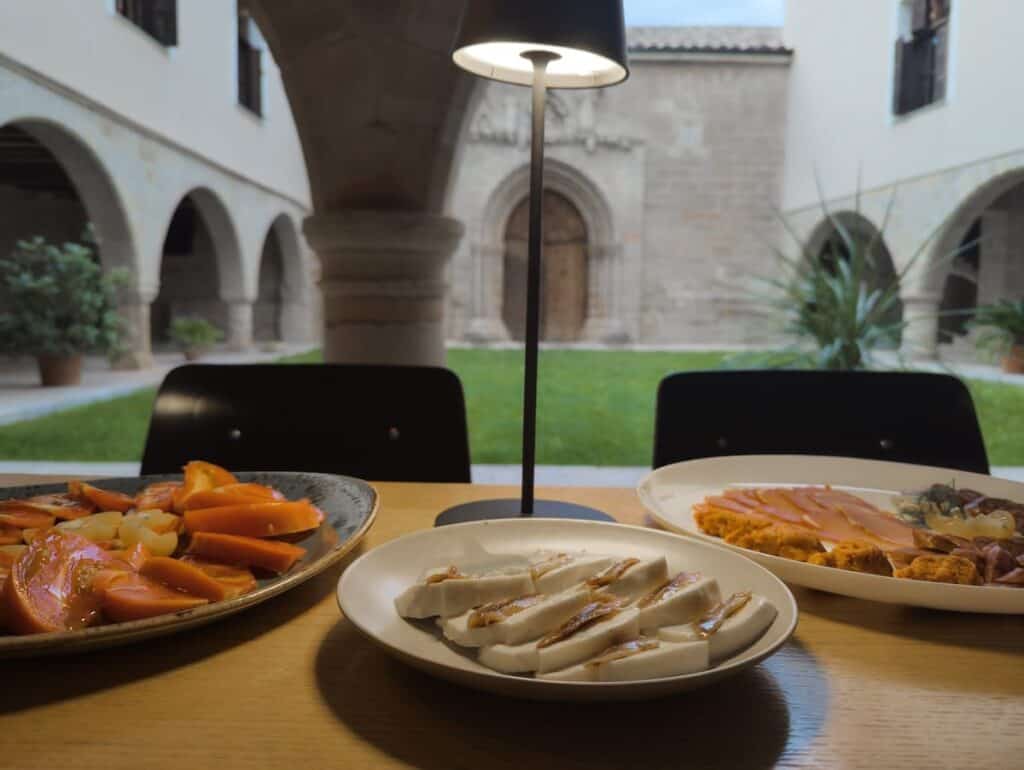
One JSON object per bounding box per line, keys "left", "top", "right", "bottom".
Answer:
{"left": 135, "top": 481, "right": 182, "bottom": 513}
{"left": 0, "top": 508, "right": 56, "bottom": 531}
{"left": 172, "top": 461, "right": 239, "bottom": 513}
{"left": 187, "top": 531, "right": 306, "bottom": 574}
{"left": 68, "top": 481, "right": 135, "bottom": 513}
{"left": 181, "top": 483, "right": 284, "bottom": 511}
{"left": 92, "top": 570, "right": 209, "bottom": 623}
{"left": 179, "top": 557, "right": 257, "bottom": 599}
{"left": 0, "top": 525, "right": 23, "bottom": 545}
{"left": 139, "top": 556, "right": 228, "bottom": 602}
{"left": 183, "top": 500, "right": 323, "bottom": 538}
{"left": 1, "top": 494, "right": 94, "bottom": 520}
{"left": 2, "top": 530, "right": 124, "bottom": 634}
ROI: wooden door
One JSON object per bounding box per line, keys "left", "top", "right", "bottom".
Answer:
{"left": 503, "top": 190, "right": 588, "bottom": 341}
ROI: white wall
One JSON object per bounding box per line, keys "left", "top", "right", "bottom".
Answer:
{"left": 0, "top": 0, "right": 310, "bottom": 208}
{"left": 782, "top": 0, "right": 1024, "bottom": 212}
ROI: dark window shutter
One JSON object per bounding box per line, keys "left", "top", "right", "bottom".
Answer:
{"left": 911, "top": 0, "right": 930, "bottom": 34}
{"left": 149, "top": 0, "right": 178, "bottom": 46}
{"left": 893, "top": 39, "right": 906, "bottom": 114}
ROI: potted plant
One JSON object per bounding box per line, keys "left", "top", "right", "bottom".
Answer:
{"left": 969, "top": 300, "right": 1024, "bottom": 373}
{"left": 169, "top": 317, "right": 223, "bottom": 361}
{"left": 0, "top": 232, "right": 124, "bottom": 387}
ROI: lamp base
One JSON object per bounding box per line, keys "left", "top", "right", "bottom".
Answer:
{"left": 435, "top": 498, "right": 615, "bottom": 527}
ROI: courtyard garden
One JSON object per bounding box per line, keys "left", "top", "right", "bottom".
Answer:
{"left": 1, "top": 348, "right": 1023, "bottom": 466}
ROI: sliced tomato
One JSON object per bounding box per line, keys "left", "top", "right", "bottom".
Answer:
{"left": 187, "top": 531, "right": 306, "bottom": 574}
{"left": 134, "top": 481, "right": 182, "bottom": 513}
{"left": 2, "top": 530, "right": 127, "bottom": 634}
{"left": 179, "top": 557, "right": 257, "bottom": 599}
{"left": 183, "top": 500, "right": 323, "bottom": 538}
{"left": 172, "top": 461, "right": 239, "bottom": 513}
{"left": 68, "top": 481, "right": 135, "bottom": 513}
{"left": 92, "top": 570, "right": 208, "bottom": 622}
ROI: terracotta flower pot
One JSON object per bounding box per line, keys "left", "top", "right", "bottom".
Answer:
{"left": 36, "top": 354, "right": 83, "bottom": 387}
{"left": 183, "top": 348, "right": 208, "bottom": 362}
{"left": 1002, "top": 344, "right": 1024, "bottom": 374}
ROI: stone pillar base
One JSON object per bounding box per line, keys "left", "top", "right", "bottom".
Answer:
{"left": 901, "top": 292, "right": 942, "bottom": 361}
{"left": 581, "top": 316, "right": 630, "bottom": 345}
{"left": 305, "top": 211, "right": 464, "bottom": 366}
{"left": 113, "top": 295, "right": 155, "bottom": 370}
{"left": 227, "top": 301, "right": 255, "bottom": 352}
{"left": 464, "top": 316, "right": 510, "bottom": 344}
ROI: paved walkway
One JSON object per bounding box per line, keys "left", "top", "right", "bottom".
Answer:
{"left": 0, "top": 345, "right": 315, "bottom": 426}
{"left": 1, "top": 461, "right": 1022, "bottom": 486}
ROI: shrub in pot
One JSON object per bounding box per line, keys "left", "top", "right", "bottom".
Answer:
{"left": 969, "top": 300, "right": 1024, "bottom": 373}
{"left": 0, "top": 233, "right": 124, "bottom": 387}
{"left": 169, "top": 317, "right": 223, "bottom": 361}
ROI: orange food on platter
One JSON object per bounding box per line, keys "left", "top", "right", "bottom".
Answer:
{"left": 181, "top": 483, "right": 284, "bottom": 511}
{"left": 724, "top": 522, "right": 826, "bottom": 562}
{"left": 807, "top": 540, "right": 893, "bottom": 577}
{"left": 187, "top": 531, "right": 306, "bottom": 574}
{"left": 179, "top": 557, "right": 257, "bottom": 599}
{"left": 2, "top": 530, "right": 130, "bottom": 634}
{"left": 0, "top": 508, "right": 57, "bottom": 531}
{"left": 140, "top": 556, "right": 228, "bottom": 602}
{"left": 893, "top": 554, "right": 982, "bottom": 586}
{"left": 172, "top": 461, "right": 239, "bottom": 513}
{"left": 183, "top": 500, "right": 324, "bottom": 538}
{"left": 0, "top": 494, "right": 93, "bottom": 521}
{"left": 68, "top": 481, "right": 135, "bottom": 513}
{"left": 135, "top": 481, "right": 182, "bottom": 513}
{"left": 0, "top": 524, "right": 24, "bottom": 545}
{"left": 92, "top": 570, "right": 209, "bottom": 622}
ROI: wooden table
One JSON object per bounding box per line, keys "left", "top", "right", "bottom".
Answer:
{"left": 1, "top": 477, "right": 1022, "bottom": 769}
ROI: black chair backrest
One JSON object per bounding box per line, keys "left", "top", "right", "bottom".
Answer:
{"left": 141, "top": 364, "right": 472, "bottom": 482}
{"left": 653, "top": 370, "right": 989, "bottom": 474}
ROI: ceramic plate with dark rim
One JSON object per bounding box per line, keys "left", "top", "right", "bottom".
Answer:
{"left": 638, "top": 455, "right": 1024, "bottom": 614}
{"left": 0, "top": 471, "right": 377, "bottom": 658}
{"left": 337, "top": 518, "right": 798, "bottom": 701}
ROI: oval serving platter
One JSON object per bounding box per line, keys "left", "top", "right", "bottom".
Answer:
{"left": 638, "top": 455, "right": 1024, "bottom": 614}
{"left": 337, "top": 518, "right": 798, "bottom": 702}
{"left": 0, "top": 471, "right": 377, "bottom": 658}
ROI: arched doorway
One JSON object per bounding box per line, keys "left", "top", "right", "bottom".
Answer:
{"left": 502, "top": 190, "right": 588, "bottom": 341}
{"left": 151, "top": 191, "right": 235, "bottom": 347}
{"left": 255, "top": 225, "right": 285, "bottom": 343}
{"left": 809, "top": 211, "right": 904, "bottom": 345}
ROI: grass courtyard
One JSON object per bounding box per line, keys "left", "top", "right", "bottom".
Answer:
{"left": 1, "top": 348, "right": 1023, "bottom": 465}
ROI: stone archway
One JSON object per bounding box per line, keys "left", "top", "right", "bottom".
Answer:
{"left": 151, "top": 188, "right": 245, "bottom": 350}
{"left": 469, "top": 158, "right": 627, "bottom": 343}
{"left": 502, "top": 190, "right": 589, "bottom": 342}
{"left": 255, "top": 213, "right": 310, "bottom": 344}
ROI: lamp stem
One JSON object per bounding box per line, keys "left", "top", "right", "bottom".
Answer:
{"left": 520, "top": 52, "right": 555, "bottom": 516}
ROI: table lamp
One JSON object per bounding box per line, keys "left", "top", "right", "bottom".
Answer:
{"left": 436, "top": 1, "right": 630, "bottom": 526}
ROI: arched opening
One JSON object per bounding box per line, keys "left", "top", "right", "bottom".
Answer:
{"left": 933, "top": 171, "right": 1024, "bottom": 349}
{"left": 255, "top": 225, "right": 285, "bottom": 343}
{"left": 809, "top": 212, "right": 904, "bottom": 345}
{"left": 151, "top": 190, "right": 239, "bottom": 348}
{"left": 502, "top": 190, "right": 589, "bottom": 342}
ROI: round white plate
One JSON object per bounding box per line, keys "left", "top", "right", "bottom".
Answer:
{"left": 638, "top": 455, "right": 1024, "bottom": 614}
{"left": 337, "top": 518, "right": 797, "bottom": 701}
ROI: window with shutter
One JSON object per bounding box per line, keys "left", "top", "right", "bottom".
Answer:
{"left": 238, "top": 14, "right": 263, "bottom": 116}
{"left": 116, "top": 0, "right": 177, "bottom": 47}
{"left": 893, "top": 0, "right": 951, "bottom": 116}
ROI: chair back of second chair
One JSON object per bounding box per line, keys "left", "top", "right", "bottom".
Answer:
{"left": 140, "top": 364, "right": 472, "bottom": 482}
{"left": 653, "top": 370, "right": 990, "bottom": 474}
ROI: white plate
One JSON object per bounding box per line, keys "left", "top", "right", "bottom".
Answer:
{"left": 638, "top": 455, "right": 1024, "bottom": 614}
{"left": 337, "top": 519, "right": 797, "bottom": 701}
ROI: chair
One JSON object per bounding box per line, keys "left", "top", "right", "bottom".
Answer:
{"left": 140, "top": 364, "right": 472, "bottom": 482}
{"left": 652, "top": 370, "right": 990, "bottom": 474}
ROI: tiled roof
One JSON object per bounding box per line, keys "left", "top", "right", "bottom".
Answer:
{"left": 627, "top": 26, "right": 789, "bottom": 55}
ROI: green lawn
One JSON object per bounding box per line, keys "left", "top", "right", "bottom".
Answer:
{"left": 2, "top": 349, "right": 1023, "bottom": 465}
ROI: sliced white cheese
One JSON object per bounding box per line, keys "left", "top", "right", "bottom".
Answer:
{"left": 636, "top": 575, "right": 721, "bottom": 633}
{"left": 538, "top": 638, "right": 709, "bottom": 682}
{"left": 657, "top": 594, "right": 776, "bottom": 662}
{"left": 591, "top": 557, "right": 669, "bottom": 602}
{"left": 532, "top": 554, "right": 617, "bottom": 594}
{"left": 479, "top": 606, "right": 640, "bottom": 675}
{"left": 394, "top": 566, "right": 535, "bottom": 619}
{"left": 440, "top": 585, "right": 592, "bottom": 647}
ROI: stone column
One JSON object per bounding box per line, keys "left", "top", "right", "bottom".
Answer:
{"left": 113, "top": 290, "right": 156, "bottom": 370}
{"left": 581, "top": 242, "right": 629, "bottom": 343}
{"left": 465, "top": 242, "right": 510, "bottom": 342}
{"left": 226, "top": 301, "right": 255, "bottom": 352}
{"left": 901, "top": 291, "right": 943, "bottom": 361}
{"left": 304, "top": 211, "right": 464, "bottom": 366}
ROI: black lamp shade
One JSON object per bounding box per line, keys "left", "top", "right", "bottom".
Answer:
{"left": 452, "top": 0, "right": 629, "bottom": 88}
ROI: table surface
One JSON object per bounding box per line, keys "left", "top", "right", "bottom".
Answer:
{"left": 1, "top": 475, "right": 1022, "bottom": 769}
